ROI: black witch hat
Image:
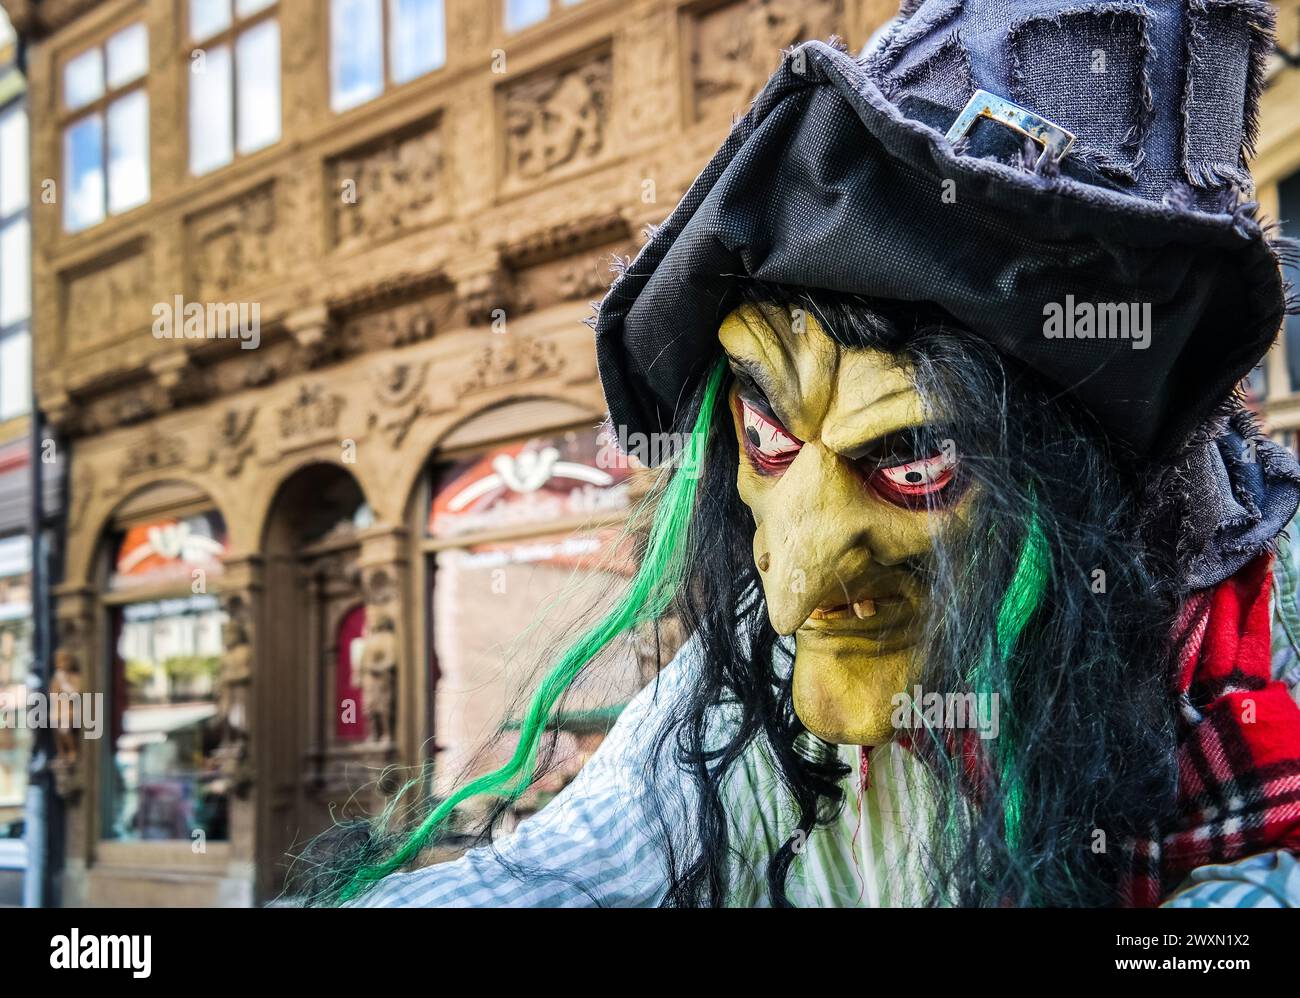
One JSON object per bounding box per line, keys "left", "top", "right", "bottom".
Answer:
{"left": 594, "top": 0, "right": 1294, "bottom": 460}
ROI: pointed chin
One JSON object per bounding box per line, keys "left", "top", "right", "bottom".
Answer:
{"left": 790, "top": 629, "right": 920, "bottom": 746}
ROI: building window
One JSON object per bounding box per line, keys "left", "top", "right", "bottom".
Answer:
{"left": 59, "top": 22, "right": 150, "bottom": 233}
{"left": 504, "top": 0, "right": 584, "bottom": 34}
{"left": 0, "top": 99, "right": 29, "bottom": 420}
{"left": 187, "top": 0, "right": 281, "bottom": 176}
{"left": 424, "top": 427, "right": 680, "bottom": 811}
{"left": 0, "top": 534, "right": 32, "bottom": 845}
{"left": 1281, "top": 171, "right": 1300, "bottom": 394}
{"left": 103, "top": 512, "right": 229, "bottom": 843}
{"left": 329, "top": 0, "right": 446, "bottom": 113}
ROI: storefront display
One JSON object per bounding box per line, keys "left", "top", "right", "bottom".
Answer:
{"left": 103, "top": 514, "right": 228, "bottom": 842}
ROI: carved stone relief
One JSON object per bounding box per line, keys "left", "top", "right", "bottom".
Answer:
{"left": 690, "top": 0, "right": 842, "bottom": 122}
{"left": 503, "top": 51, "right": 613, "bottom": 188}
{"left": 187, "top": 185, "right": 280, "bottom": 301}
{"left": 63, "top": 249, "right": 151, "bottom": 354}
{"left": 458, "top": 332, "right": 566, "bottom": 396}
{"left": 332, "top": 121, "right": 446, "bottom": 254}
{"left": 367, "top": 360, "right": 431, "bottom": 449}
{"left": 277, "top": 383, "right": 345, "bottom": 443}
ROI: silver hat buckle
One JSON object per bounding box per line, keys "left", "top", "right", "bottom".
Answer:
{"left": 945, "top": 89, "right": 1076, "bottom": 170}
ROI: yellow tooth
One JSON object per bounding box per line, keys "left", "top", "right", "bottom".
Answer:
{"left": 852, "top": 599, "right": 877, "bottom": 619}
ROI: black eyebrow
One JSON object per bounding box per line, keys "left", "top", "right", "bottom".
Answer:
{"left": 725, "top": 355, "right": 800, "bottom": 430}
{"left": 840, "top": 421, "right": 945, "bottom": 464}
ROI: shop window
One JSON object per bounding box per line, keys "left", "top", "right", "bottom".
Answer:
{"left": 187, "top": 0, "right": 280, "bottom": 176}
{"left": 425, "top": 426, "right": 679, "bottom": 809}
{"left": 103, "top": 511, "right": 229, "bottom": 842}
{"left": 504, "top": 0, "right": 585, "bottom": 34}
{"left": 329, "top": 0, "right": 446, "bottom": 113}
{"left": 60, "top": 21, "right": 150, "bottom": 232}
{"left": 0, "top": 535, "right": 32, "bottom": 837}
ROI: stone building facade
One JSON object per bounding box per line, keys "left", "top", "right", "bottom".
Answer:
{"left": 4, "top": 0, "right": 888, "bottom": 906}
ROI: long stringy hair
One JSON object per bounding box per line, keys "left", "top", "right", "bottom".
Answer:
{"left": 296, "top": 279, "right": 1192, "bottom": 908}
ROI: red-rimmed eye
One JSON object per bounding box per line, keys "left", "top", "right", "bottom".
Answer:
{"left": 869, "top": 449, "right": 958, "bottom": 508}
{"left": 738, "top": 397, "right": 801, "bottom": 473}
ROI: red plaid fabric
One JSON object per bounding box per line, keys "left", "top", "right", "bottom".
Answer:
{"left": 1120, "top": 553, "right": 1300, "bottom": 906}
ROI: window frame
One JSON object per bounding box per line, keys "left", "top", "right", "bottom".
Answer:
{"left": 502, "top": 0, "right": 585, "bottom": 35}
{"left": 56, "top": 20, "right": 150, "bottom": 233}
{"left": 0, "top": 94, "right": 29, "bottom": 421}
{"left": 184, "top": 0, "right": 281, "bottom": 176}
{"left": 328, "top": 0, "right": 447, "bottom": 114}
{"left": 98, "top": 504, "right": 231, "bottom": 847}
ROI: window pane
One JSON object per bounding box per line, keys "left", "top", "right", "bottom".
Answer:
{"left": 331, "top": 0, "right": 383, "bottom": 112}
{"left": 0, "top": 220, "right": 28, "bottom": 327}
{"left": 189, "top": 43, "right": 233, "bottom": 175}
{"left": 1280, "top": 172, "right": 1300, "bottom": 391}
{"left": 106, "top": 23, "right": 149, "bottom": 89}
{"left": 0, "top": 108, "right": 28, "bottom": 216}
{"left": 108, "top": 90, "right": 150, "bottom": 215}
{"left": 63, "top": 115, "right": 105, "bottom": 231}
{"left": 190, "top": 0, "right": 232, "bottom": 42}
{"left": 0, "top": 562, "right": 32, "bottom": 816}
{"left": 64, "top": 47, "right": 104, "bottom": 110}
{"left": 235, "top": 0, "right": 276, "bottom": 15}
{"left": 0, "top": 329, "right": 30, "bottom": 420}
{"left": 390, "top": 0, "right": 445, "bottom": 85}
{"left": 107, "top": 595, "right": 228, "bottom": 842}
{"left": 235, "top": 19, "right": 280, "bottom": 155}
{"left": 505, "top": 0, "right": 549, "bottom": 32}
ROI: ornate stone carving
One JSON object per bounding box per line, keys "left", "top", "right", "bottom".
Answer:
{"left": 359, "top": 609, "right": 397, "bottom": 745}
{"left": 348, "top": 301, "right": 439, "bottom": 349}
{"left": 333, "top": 121, "right": 445, "bottom": 253}
{"left": 371, "top": 359, "right": 428, "bottom": 408}
{"left": 119, "top": 428, "right": 186, "bottom": 479}
{"left": 63, "top": 250, "right": 151, "bottom": 353}
{"left": 51, "top": 649, "right": 82, "bottom": 765}
{"left": 360, "top": 564, "right": 397, "bottom": 607}
{"left": 458, "top": 332, "right": 565, "bottom": 395}
{"left": 455, "top": 267, "right": 513, "bottom": 327}
{"left": 214, "top": 592, "right": 254, "bottom": 797}
{"left": 690, "top": 0, "right": 842, "bottom": 122}
{"left": 503, "top": 52, "right": 612, "bottom": 186}
{"left": 367, "top": 360, "right": 431, "bottom": 449}
{"left": 50, "top": 612, "right": 92, "bottom": 802}
{"left": 149, "top": 352, "right": 205, "bottom": 407}
{"left": 277, "top": 383, "right": 344, "bottom": 441}
{"left": 216, "top": 406, "right": 258, "bottom": 477}
{"left": 68, "top": 464, "right": 94, "bottom": 530}
{"left": 188, "top": 185, "right": 279, "bottom": 300}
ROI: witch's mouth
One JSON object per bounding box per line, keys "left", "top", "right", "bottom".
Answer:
{"left": 808, "top": 597, "right": 899, "bottom": 621}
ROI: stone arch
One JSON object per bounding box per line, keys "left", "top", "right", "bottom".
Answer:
{"left": 68, "top": 474, "right": 229, "bottom": 589}
{"left": 254, "top": 460, "right": 383, "bottom": 902}
{"left": 245, "top": 454, "right": 375, "bottom": 559}
{"left": 396, "top": 393, "right": 606, "bottom": 528}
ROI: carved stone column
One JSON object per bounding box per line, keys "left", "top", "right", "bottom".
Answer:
{"left": 49, "top": 584, "right": 96, "bottom": 907}
{"left": 49, "top": 587, "right": 95, "bottom": 806}
{"left": 356, "top": 525, "right": 411, "bottom": 774}
{"left": 216, "top": 554, "right": 263, "bottom": 867}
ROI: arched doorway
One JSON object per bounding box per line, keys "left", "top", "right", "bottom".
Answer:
{"left": 412, "top": 407, "right": 686, "bottom": 827}
{"left": 79, "top": 479, "right": 245, "bottom": 906}
{"left": 258, "top": 463, "right": 374, "bottom": 901}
